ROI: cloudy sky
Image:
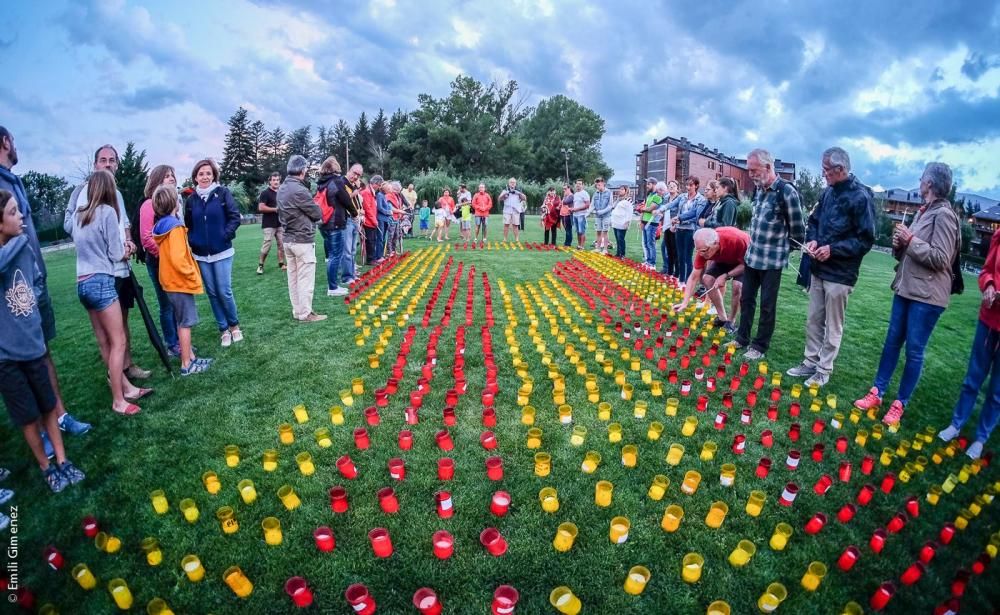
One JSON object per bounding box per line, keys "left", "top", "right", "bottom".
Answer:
{"left": 3, "top": 0, "right": 999, "bottom": 198}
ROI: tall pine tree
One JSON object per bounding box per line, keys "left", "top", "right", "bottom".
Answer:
{"left": 115, "top": 142, "right": 149, "bottom": 218}
{"left": 388, "top": 109, "right": 408, "bottom": 144}
{"left": 220, "top": 107, "right": 255, "bottom": 184}
{"left": 315, "top": 125, "right": 331, "bottom": 161}
{"left": 351, "top": 112, "right": 372, "bottom": 170}
{"left": 286, "top": 126, "right": 314, "bottom": 167}
{"left": 332, "top": 120, "right": 352, "bottom": 168}
{"left": 371, "top": 109, "right": 389, "bottom": 149}
{"left": 248, "top": 119, "right": 267, "bottom": 186}
{"left": 263, "top": 127, "right": 287, "bottom": 176}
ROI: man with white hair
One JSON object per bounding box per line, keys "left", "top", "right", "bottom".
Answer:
{"left": 499, "top": 178, "right": 526, "bottom": 242}
{"left": 786, "top": 147, "right": 875, "bottom": 387}
{"left": 732, "top": 148, "right": 805, "bottom": 360}
{"left": 277, "top": 155, "right": 325, "bottom": 321}
{"left": 672, "top": 227, "right": 749, "bottom": 334}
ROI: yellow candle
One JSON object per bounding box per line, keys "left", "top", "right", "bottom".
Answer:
{"left": 609, "top": 516, "right": 630, "bottom": 544}
{"left": 146, "top": 598, "right": 175, "bottom": 615}
{"left": 315, "top": 428, "right": 332, "bottom": 448}
{"left": 682, "top": 553, "right": 703, "bottom": 583}
{"left": 293, "top": 404, "right": 309, "bottom": 424}
{"left": 707, "top": 600, "right": 731, "bottom": 615}
{"left": 223, "top": 566, "right": 254, "bottom": 599}
{"left": 647, "top": 421, "right": 664, "bottom": 441}
{"left": 72, "top": 563, "right": 97, "bottom": 590}
{"left": 278, "top": 423, "right": 295, "bottom": 444}
{"left": 150, "top": 489, "right": 169, "bottom": 515}
{"left": 296, "top": 452, "right": 315, "bottom": 476}
{"left": 553, "top": 522, "right": 578, "bottom": 552}
{"left": 681, "top": 471, "right": 702, "bottom": 495}
{"left": 791, "top": 384, "right": 802, "bottom": 398}
{"left": 623, "top": 565, "right": 651, "bottom": 595}
{"left": 581, "top": 451, "right": 601, "bottom": 474}
{"left": 108, "top": 578, "right": 133, "bottom": 610}
{"left": 641, "top": 369, "right": 653, "bottom": 384}
{"left": 181, "top": 555, "right": 205, "bottom": 582}
{"left": 262, "top": 517, "right": 282, "bottom": 546}
{"left": 202, "top": 471, "right": 221, "bottom": 494}
{"left": 351, "top": 378, "right": 364, "bottom": 395}
{"left": 681, "top": 416, "right": 698, "bottom": 437}
{"left": 238, "top": 480, "right": 258, "bottom": 505}
{"left": 757, "top": 583, "right": 788, "bottom": 613}
{"left": 570, "top": 426, "right": 587, "bottom": 447}
{"left": 800, "top": 561, "right": 827, "bottom": 592}
{"left": 224, "top": 445, "right": 240, "bottom": 467}
{"left": 661, "top": 505, "right": 684, "bottom": 532}
{"left": 621, "top": 444, "right": 638, "bottom": 467}
{"left": 262, "top": 450, "right": 278, "bottom": 472}
{"left": 595, "top": 480, "right": 613, "bottom": 507}
{"left": 666, "top": 443, "right": 685, "bottom": 466}
{"left": 141, "top": 537, "right": 162, "bottom": 566}
{"left": 608, "top": 423, "right": 623, "bottom": 443}
{"left": 549, "top": 587, "right": 582, "bottom": 615}
{"left": 216, "top": 506, "right": 239, "bottom": 534}
{"left": 339, "top": 389, "right": 354, "bottom": 406}
{"left": 648, "top": 475, "right": 669, "bottom": 501}
{"left": 840, "top": 602, "right": 864, "bottom": 615}
{"left": 539, "top": 487, "right": 560, "bottom": 513}
{"left": 534, "top": 452, "right": 552, "bottom": 477}
{"left": 719, "top": 463, "right": 736, "bottom": 487}
{"left": 666, "top": 398, "right": 680, "bottom": 416}
{"left": 179, "top": 498, "right": 199, "bottom": 523}
{"left": 521, "top": 406, "right": 536, "bottom": 425}
{"left": 329, "top": 406, "right": 345, "bottom": 425}
{"left": 633, "top": 400, "right": 648, "bottom": 419}
{"left": 926, "top": 485, "right": 942, "bottom": 505}
{"left": 770, "top": 523, "right": 792, "bottom": 551}
{"left": 705, "top": 501, "right": 728, "bottom": 529}
{"left": 729, "top": 539, "right": 756, "bottom": 567}
{"left": 278, "top": 485, "right": 301, "bottom": 511}
{"left": 745, "top": 491, "right": 766, "bottom": 517}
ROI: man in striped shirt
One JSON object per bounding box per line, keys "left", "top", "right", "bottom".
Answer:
{"left": 732, "top": 148, "right": 805, "bottom": 360}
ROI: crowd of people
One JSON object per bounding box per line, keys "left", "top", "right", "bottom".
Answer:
{"left": 0, "top": 125, "right": 995, "bottom": 529}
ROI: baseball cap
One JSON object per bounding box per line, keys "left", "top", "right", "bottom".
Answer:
{"left": 645, "top": 177, "right": 657, "bottom": 184}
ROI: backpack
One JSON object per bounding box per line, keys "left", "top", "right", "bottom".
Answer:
{"left": 314, "top": 185, "right": 335, "bottom": 225}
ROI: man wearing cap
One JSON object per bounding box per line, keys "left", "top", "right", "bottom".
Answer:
{"left": 591, "top": 177, "right": 613, "bottom": 254}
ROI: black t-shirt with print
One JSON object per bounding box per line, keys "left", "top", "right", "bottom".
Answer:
{"left": 259, "top": 188, "right": 279, "bottom": 229}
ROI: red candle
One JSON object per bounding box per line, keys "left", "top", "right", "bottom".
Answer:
{"left": 435, "top": 491, "right": 454, "bottom": 518}
{"left": 486, "top": 456, "right": 504, "bottom": 481}
{"left": 82, "top": 515, "right": 99, "bottom": 538}
{"left": 491, "top": 491, "right": 511, "bottom": 516}
{"left": 345, "top": 583, "right": 376, "bottom": 615}
{"left": 870, "top": 528, "right": 888, "bottom": 554}
{"left": 314, "top": 526, "right": 335, "bottom": 552}
{"left": 443, "top": 407, "right": 457, "bottom": 426}
{"left": 835, "top": 436, "right": 848, "bottom": 454}
{"left": 837, "top": 545, "right": 860, "bottom": 571}
{"left": 480, "top": 528, "right": 508, "bottom": 556}
{"left": 838, "top": 461, "right": 852, "bottom": 483}
{"left": 696, "top": 395, "right": 709, "bottom": 412}
{"left": 436, "top": 429, "right": 454, "bottom": 451}
{"left": 329, "top": 486, "right": 349, "bottom": 513}
{"left": 729, "top": 377, "right": 740, "bottom": 392}
{"left": 905, "top": 496, "right": 919, "bottom": 519}
{"left": 482, "top": 407, "right": 497, "bottom": 427}
{"left": 900, "top": 561, "right": 925, "bottom": 586}
{"left": 722, "top": 392, "right": 733, "bottom": 408}
{"left": 837, "top": 503, "right": 857, "bottom": 523}
{"left": 399, "top": 430, "right": 414, "bottom": 450}
{"left": 446, "top": 389, "right": 459, "bottom": 406}
{"left": 680, "top": 379, "right": 692, "bottom": 395}
{"left": 657, "top": 356, "right": 668, "bottom": 371}
{"left": 779, "top": 482, "right": 799, "bottom": 507}
{"left": 732, "top": 434, "right": 746, "bottom": 454}
{"left": 481, "top": 431, "right": 498, "bottom": 450}
{"left": 951, "top": 569, "right": 970, "bottom": 597}
{"left": 43, "top": 546, "right": 64, "bottom": 571}
{"left": 788, "top": 423, "right": 801, "bottom": 442}
{"left": 756, "top": 457, "right": 772, "bottom": 479}
{"left": 432, "top": 530, "right": 454, "bottom": 560}
{"left": 861, "top": 455, "right": 875, "bottom": 475}
{"left": 813, "top": 474, "right": 832, "bottom": 496}
{"left": 880, "top": 473, "right": 896, "bottom": 494}
{"left": 812, "top": 443, "right": 825, "bottom": 462}
{"left": 740, "top": 408, "right": 752, "bottom": 424}
{"left": 369, "top": 528, "right": 393, "bottom": 558}
{"left": 386, "top": 378, "right": 399, "bottom": 395}
{"left": 918, "top": 541, "right": 937, "bottom": 564}
{"left": 766, "top": 405, "right": 778, "bottom": 421}
{"left": 812, "top": 418, "right": 825, "bottom": 434}
{"left": 939, "top": 523, "right": 956, "bottom": 545}
{"left": 482, "top": 391, "right": 495, "bottom": 406}
{"left": 786, "top": 450, "right": 801, "bottom": 471}
{"left": 934, "top": 598, "right": 960, "bottom": 615}
{"left": 437, "top": 458, "right": 455, "bottom": 481}
{"left": 492, "top": 585, "right": 520, "bottom": 615}
{"left": 886, "top": 512, "right": 907, "bottom": 534}
{"left": 337, "top": 455, "right": 359, "bottom": 479}
{"left": 870, "top": 581, "right": 895, "bottom": 611}
{"left": 375, "top": 389, "right": 389, "bottom": 408}
{"left": 285, "top": 576, "right": 314, "bottom": 608}
{"left": 739, "top": 362, "right": 750, "bottom": 377}
{"left": 413, "top": 588, "right": 443, "bottom": 615}
{"left": 354, "top": 427, "right": 371, "bottom": 450}
{"left": 388, "top": 458, "right": 406, "bottom": 481}
{"left": 680, "top": 357, "right": 691, "bottom": 371}
{"left": 971, "top": 552, "right": 990, "bottom": 575}
{"left": 804, "top": 512, "right": 827, "bottom": 535}
{"left": 714, "top": 412, "right": 728, "bottom": 430}
{"left": 760, "top": 430, "right": 774, "bottom": 448}
{"left": 752, "top": 375, "right": 765, "bottom": 391}
{"left": 378, "top": 487, "right": 400, "bottom": 514}
{"left": 746, "top": 390, "right": 758, "bottom": 406}
{"left": 405, "top": 406, "right": 419, "bottom": 425}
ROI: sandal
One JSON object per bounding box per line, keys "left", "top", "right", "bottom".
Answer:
{"left": 125, "top": 388, "right": 154, "bottom": 402}
{"left": 112, "top": 403, "right": 141, "bottom": 416}
{"left": 43, "top": 465, "right": 68, "bottom": 493}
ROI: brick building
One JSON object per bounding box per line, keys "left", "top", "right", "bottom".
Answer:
{"left": 635, "top": 136, "right": 796, "bottom": 199}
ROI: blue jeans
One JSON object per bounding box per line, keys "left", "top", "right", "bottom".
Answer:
{"left": 197, "top": 256, "right": 239, "bottom": 332}
{"left": 642, "top": 223, "right": 657, "bottom": 266}
{"left": 614, "top": 228, "right": 627, "bottom": 257}
{"left": 662, "top": 230, "right": 677, "bottom": 275}
{"left": 326, "top": 227, "right": 346, "bottom": 290}
{"left": 340, "top": 223, "right": 357, "bottom": 281}
{"left": 562, "top": 216, "right": 573, "bottom": 246}
{"left": 320, "top": 228, "right": 335, "bottom": 261}
{"left": 676, "top": 228, "right": 694, "bottom": 281}
{"left": 145, "top": 258, "right": 178, "bottom": 349}
{"left": 949, "top": 319, "right": 1000, "bottom": 442}
{"left": 872, "top": 294, "right": 944, "bottom": 405}
{"left": 376, "top": 218, "right": 392, "bottom": 260}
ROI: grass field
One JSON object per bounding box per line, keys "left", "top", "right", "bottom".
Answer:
{"left": 1, "top": 214, "right": 997, "bottom": 614}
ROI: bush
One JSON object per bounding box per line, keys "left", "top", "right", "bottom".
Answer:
{"left": 735, "top": 201, "right": 752, "bottom": 230}
{"left": 229, "top": 182, "right": 252, "bottom": 214}
{"left": 36, "top": 225, "right": 69, "bottom": 246}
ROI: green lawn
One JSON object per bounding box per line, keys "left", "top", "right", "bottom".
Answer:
{"left": 1, "top": 214, "right": 997, "bottom": 614}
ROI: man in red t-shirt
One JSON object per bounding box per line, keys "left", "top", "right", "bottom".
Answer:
{"left": 673, "top": 226, "right": 749, "bottom": 333}
{"left": 471, "top": 183, "right": 493, "bottom": 245}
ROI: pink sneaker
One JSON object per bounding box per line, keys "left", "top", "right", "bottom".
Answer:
{"left": 883, "top": 400, "right": 905, "bottom": 425}
{"left": 854, "top": 387, "right": 882, "bottom": 410}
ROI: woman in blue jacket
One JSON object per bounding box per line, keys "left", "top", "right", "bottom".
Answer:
{"left": 184, "top": 159, "right": 243, "bottom": 347}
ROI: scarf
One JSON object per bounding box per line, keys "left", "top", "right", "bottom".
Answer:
{"left": 196, "top": 182, "right": 219, "bottom": 200}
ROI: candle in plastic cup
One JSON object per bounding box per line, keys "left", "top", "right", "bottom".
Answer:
{"left": 553, "top": 522, "right": 578, "bottom": 552}
{"left": 700, "top": 441, "right": 718, "bottom": 461}
{"left": 216, "top": 506, "right": 239, "bottom": 534}
{"left": 339, "top": 389, "right": 354, "bottom": 406}
{"left": 728, "top": 539, "right": 756, "bottom": 567}
{"left": 559, "top": 404, "right": 573, "bottom": 424}
{"left": 633, "top": 400, "right": 648, "bottom": 419}
{"left": 223, "top": 566, "right": 254, "bottom": 598}
{"left": 293, "top": 404, "right": 309, "bottom": 424}
{"left": 108, "top": 578, "right": 134, "bottom": 610}
{"left": 666, "top": 443, "right": 685, "bottom": 466}
{"left": 801, "top": 561, "right": 827, "bottom": 592}
{"left": 707, "top": 600, "right": 731, "bottom": 615}
{"left": 624, "top": 565, "right": 651, "bottom": 595}
{"left": 549, "top": 587, "right": 582, "bottom": 615}
{"left": 315, "top": 428, "right": 332, "bottom": 448}
{"left": 595, "top": 480, "right": 613, "bottom": 507}
{"left": 95, "top": 531, "right": 122, "bottom": 553}
{"left": 581, "top": 451, "right": 601, "bottom": 474}
{"left": 682, "top": 553, "right": 704, "bottom": 583}
{"left": 72, "top": 563, "right": 97, "bottom": 590}
{"left": 539, "top": 487, "right": 560, "bottom": 513}
{"left": 295, "top": 451, "right": 315, "bottom": 476}
{"left": 352, "top": 378, "right": 365, "bottom": 396}
{"left": 840, "top": 602, "right": 864, "bottom": 615}
{"left": 181, "top": 555, "right": 205, "bottom": 582}
{"left": 202, "top": 470, "right": 221, "bottom": 494}
{"left": 262, "top": 517, "right": 282, "bottom": 546}
{"left": 571, "top": 425, "right": 587, "bottom": 447}
{"left": 745, "top": 490, "right": 766, "bottom": 517}
{"left": 666, "top": 398, "right": 680, "bottom": 416}
{"left": 682, "top": 416, "right": 698, "bottom": 436}
{"left": 329, "top": 406, "right": 345, "bottom": 425}
{"left": 534, "top": 452, "right": 552, "bottom": 477}
{"left": 261, "top": 450, "right": 278, "bottom": 472}
{"left": 705, "top": 501, "right": 728, "bottom": 529}
{"left": 648, "top": 475, "right": 669, "bottom": 501}
{"left": 609, "top": 516, "right": 630, "bottom": 544}
{"left": 622, "top": 444, "right": 638, "bottom": 467}
{"left": 757, "top": 583, "right": 788, "bottom": 613}
{"left": 522, "top": 406, "right": 536, "bottom": 425}
{"left": 224, "top": 445, "right": 240, "bottom": 467}
{"left": 662, "top": 504, "right": 684, "bottom": 532}
{"left": 237, "top": 479, "right": 258, "bottom": 505}
{"left": 719, "top": 463, "right": 736, "bottom": 487}
{"left": 150, "top": 489, "right": 169, "bottom": 515}
{"left": 607, "top": 422, "right": 623, "bottom": 443}
{"left": 146, "top": 598, "right": 175, "bottom": 615}
{"left": 526, "top": 428, "right": 543, "bottom": 449}
{"left": 647, "top": 421, "right": 664, "bottom": 441}
{"left": 141, "top": 537, "right": 162, "bottom": 566}
{"left": 770, "top": 523, "right": 792, "bottom": 551}
{"left": 598, "top": 402, "right": 612, "bottom": 421}
{"left": 180, "top": 498, "right": 201, "bottom": 523}
{"left": 681, "top": 471, "right": 702, "bottom": 495}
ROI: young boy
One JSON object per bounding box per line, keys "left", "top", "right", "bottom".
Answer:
{"left": 0, "top": 190, "right": 85, "bottom": 495}
{"left": 432, "top": 203, "right": 448, "bottom": 242}
{"left": 418, "top": 200, "right": 431, "bottom": 239}
{"left": 459, "top": 199, "right": 473, "bottom": 241}
{"left": 151, "top": 186, "right": 212, "bottom": 376}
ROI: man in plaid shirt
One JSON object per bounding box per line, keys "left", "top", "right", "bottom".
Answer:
{"left": 733, "top": 148, "right": 805, "bottom": 360}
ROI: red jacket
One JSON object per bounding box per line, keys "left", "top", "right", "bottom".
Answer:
{"left": 360, "top": 187, "right": 378, "bottom": 228}
{"left": 472, "top": 192, "right": 493, "bottom": 216}
{"left": 979, "top": 232, "right": 1000, "bottom": 331}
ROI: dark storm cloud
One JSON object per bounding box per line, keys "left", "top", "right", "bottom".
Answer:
{"left": 118, "top": 85, "right": 189, "bottom": 111}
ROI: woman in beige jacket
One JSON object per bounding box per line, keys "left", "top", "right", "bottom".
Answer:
{"left": 854, "top": 162, "right": 959, "bottom": 425}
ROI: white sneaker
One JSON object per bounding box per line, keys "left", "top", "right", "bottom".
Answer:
{"left": 966, "top": 440, "right": 984, "bottom": 460}
{"left": 231, "top": 329, "right": 244, "bottom": 343}
{"left": 743, "top": 348, "right": 765, "bottom": 361}
{"left": 221, "top": 331, "right": 233, "bottom": 347}
{"left": 938, "top": 425, "right": 960, "bottom": 442}
{"left": 804, "top": 372, "right": 830, "bottom": 388}
{"left": 328, "top": 287, "right": 348, "bottom": 297}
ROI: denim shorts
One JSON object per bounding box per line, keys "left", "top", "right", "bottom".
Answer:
{"left": 594, "top": 215, "right": 611, "bottom": 232}
{"left": 77, "top": 274, "right": 118, "bottom": 312}
{"left": 573, "top": 216, "right": 587, "bottom": 234}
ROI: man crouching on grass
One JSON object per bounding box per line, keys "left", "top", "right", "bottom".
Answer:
{"left": 672, "top": 226, "right": 749, "bottom": 336}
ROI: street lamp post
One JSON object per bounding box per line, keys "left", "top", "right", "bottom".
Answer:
{"left": 561, "top": 148, "right": 570, "bottom": 183}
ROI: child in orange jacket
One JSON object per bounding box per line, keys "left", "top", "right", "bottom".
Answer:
{"left": 152, "top": 186, "right": 212, "bottom": 376}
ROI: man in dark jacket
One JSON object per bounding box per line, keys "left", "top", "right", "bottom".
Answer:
{"left": 277, "top": 155, "right": 324, "bottom": 322}
{"left": 786, "top": 147, "right": 875, "bottom": 387}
